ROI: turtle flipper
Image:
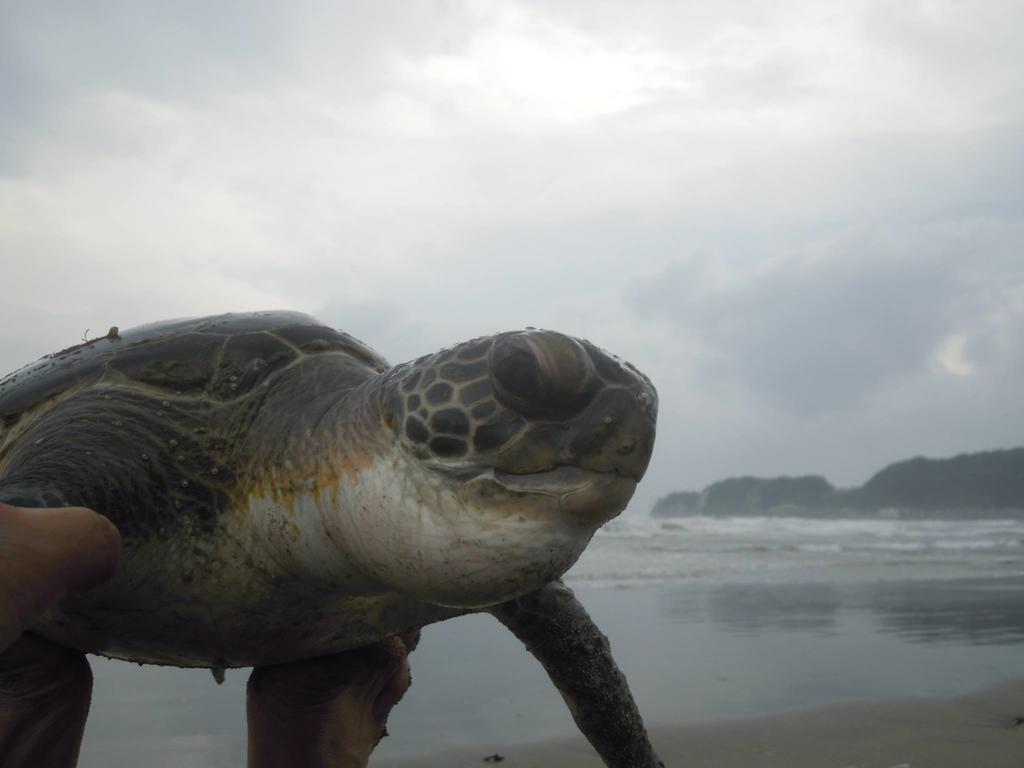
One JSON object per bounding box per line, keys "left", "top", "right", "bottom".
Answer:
{"left": 488, "top": 580, "right": 664, "bottom": 768}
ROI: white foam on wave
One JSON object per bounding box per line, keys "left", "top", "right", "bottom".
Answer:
{"left": 567, "top": 514, "right": 1024, "bottom": 588}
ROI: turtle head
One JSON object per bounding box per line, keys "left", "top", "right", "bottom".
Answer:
{"left": 334, "top": 330, "right": 657, "bottom": 608}
{"left": 387, "top": 329, "right": 656, "bottom": 503}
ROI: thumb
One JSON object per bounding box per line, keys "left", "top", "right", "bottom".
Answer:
{"left": 50, "top": 506, "right": 123, "bottom": 592}
{"left": 0, "top": 503, "right": 121, "bottom": 638}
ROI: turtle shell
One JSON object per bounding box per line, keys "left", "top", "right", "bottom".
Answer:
{"left": 0, "top": 311, "right": 388, "bottom": 431}
{"left": 0, "top": 312, "right": 390, "bottom": 538}
{"left": 0, "top": 312, "right": 425, "bottom": 666}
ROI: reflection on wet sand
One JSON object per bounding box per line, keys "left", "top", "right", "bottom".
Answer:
{"left": 80, "top": 576, "right": 1024, "bottom": 766}
{"left": 657, "top": 577, "right": 1024, "bottom": 646}
{"left": 862, "top": 579, "right": 1024, "bottom": 645}
{"left": 705, "top": 583, "right": 840, "bottom": 635}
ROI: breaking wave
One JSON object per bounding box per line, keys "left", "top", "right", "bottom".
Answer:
{"left": 565, "top": 515, "right": 1024, "bottom": 589}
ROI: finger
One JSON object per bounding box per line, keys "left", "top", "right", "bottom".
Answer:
{"left": 397, "top": 629, "right": 421, "bottom": 654}
{"left": 247, "top": 636, "right": 415, "bottom": 735}
{"left": 371, "top": 655, "right": 411, "bottom": 728}
{"left": 247, "top": 638, "right": 416, "bottom": 768}
{"left": 0, "top": 503, "right": 121, "bottom": 641}
{"left": 248, "top": 640, "right": 403, "bottom": 710}
{"left": 0, "top": 633, "right": 93, "bottom": 768}
{"left": 29, "top": 505, "right": 122, "bottom": 592}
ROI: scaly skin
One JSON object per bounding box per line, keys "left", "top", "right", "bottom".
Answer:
{"left": 491, "top": 581, "right": 665, "bottom": 768}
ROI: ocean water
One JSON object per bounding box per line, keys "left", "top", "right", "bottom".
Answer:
{"left": 571, "top": 514, "right": 1024, "bottom": 588}
{"left": 79, "top": 515, "right": 1024, "bottom": 766}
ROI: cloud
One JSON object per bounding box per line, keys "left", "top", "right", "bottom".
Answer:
{"left": 934, "top": 333, "right": 974, "bottom": 378}
{"left": 628, "top": 218, "right": 1024, "bottom": 416}
{"left": 409, "top": 4, "right": 685, "bottom": 132}
{"left": 1, "top": 0, "right": 1023, "bottom": 501}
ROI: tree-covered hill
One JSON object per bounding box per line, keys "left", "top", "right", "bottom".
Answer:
{"left": 652, "top": 448, "right": 1024, "bottom": 518}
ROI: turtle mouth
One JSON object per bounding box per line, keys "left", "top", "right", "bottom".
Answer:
{"left": 443, "top": 464, "right": 637, "bottom": 524}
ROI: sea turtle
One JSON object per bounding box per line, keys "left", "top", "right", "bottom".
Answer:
{"left": 0, "top": 311, "right": 661, "bottom": 767}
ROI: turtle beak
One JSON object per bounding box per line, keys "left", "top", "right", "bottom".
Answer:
{"left": 558, "top": 472, "right": 637, "bottom": 523}
{"left": 485, "top": 466, "right": 637, "bottom": 525}
{"left": 568, "top": 384, "right": 658, "bottom": 481}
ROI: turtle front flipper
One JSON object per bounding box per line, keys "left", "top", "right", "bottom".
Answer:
{"left": 488, "top": 580, "right": 664, "bottom": 768}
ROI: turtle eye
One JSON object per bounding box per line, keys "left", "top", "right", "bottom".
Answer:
{"left": 488, "top": 331, "right": 596, "bottom": 420}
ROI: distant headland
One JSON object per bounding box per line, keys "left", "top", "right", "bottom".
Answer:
{"left": 651, "top": 447, "right": 1024, "bottom": 519}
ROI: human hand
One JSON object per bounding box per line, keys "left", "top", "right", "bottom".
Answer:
{"left": 0, "top": 501, "right": 415, "bottom": 768}
{"left": 247, "top": 632, "right": 418, "bottom": 768}
{"left": 0, "top": 502, "right": 121, "bottom": 767}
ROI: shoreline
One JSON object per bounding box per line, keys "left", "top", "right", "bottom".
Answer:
{"left": 376, "top": 678, "right": 1024, "bottom": 767}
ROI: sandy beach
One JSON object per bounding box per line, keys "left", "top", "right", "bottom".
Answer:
{"left": 376, "top": 679, "right": 1024, "bottom": 768}
{"left": 78, "top": 523, "right": 1024, "bottom": 768}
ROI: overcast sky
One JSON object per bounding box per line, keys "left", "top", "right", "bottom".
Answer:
{"left": 2, "top": 1, "right": 1022, "bottom": 514}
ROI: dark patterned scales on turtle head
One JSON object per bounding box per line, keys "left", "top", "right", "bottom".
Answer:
{"left": 383, "top": 329, "right": 657, "bottom": 492}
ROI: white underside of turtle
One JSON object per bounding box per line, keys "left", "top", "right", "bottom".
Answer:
{"left": 39, "top": 455, "right": 620, "bottom": 668}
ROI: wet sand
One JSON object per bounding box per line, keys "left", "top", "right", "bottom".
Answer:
{"left": 376, "top": 678, "right": 1024, "bottom": 768}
